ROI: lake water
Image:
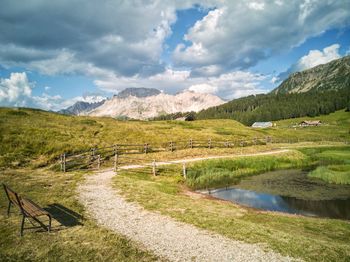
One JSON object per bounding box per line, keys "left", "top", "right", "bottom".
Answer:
{"left": 202, "top": 169, "right": 350, "bottom": 220}
{"left": 208, "top": 188, "right": 350, "bottom": 219}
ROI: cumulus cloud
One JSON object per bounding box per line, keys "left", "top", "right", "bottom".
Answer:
{"left": 173, "top": 0, "right": 350, "bottom": 75}
{"left": 189, "top": 83, "right": 218, "bottom": 94}
{"left": 0, "top": 1, "right": 348, "bottom": 108}
{"left": 0, "top": 72, "right": 33, "bottom": 105}
{"left": 277, "top": 43, "right": 342, "bottom": 81}
{"left": 297, "top": 44, "right": 341, "bottom": 70}
{"left": 0, "top": 72, "right": 106, "bottom": 111}
{"left": 94, "top": 68, "right": 267, "bottom": 100}
{"left": 0, "top": 1, "right": 217, "bottom": 78}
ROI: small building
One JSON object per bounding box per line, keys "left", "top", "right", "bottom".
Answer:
{"left": 251, "top": 122, "right": 273, "bottom": 128}
{"left": 299, "top": 120, "right": 321, "bottom": 127}
{"left": 175, "top": 117, "right": 186, "bottom": 121}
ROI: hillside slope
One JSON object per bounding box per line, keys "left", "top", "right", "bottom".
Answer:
{"left": 273, "top": 55, "right": 350, "bottom": 94}
{"left": 0, "top": 108, "right": 348, "bottom": 169}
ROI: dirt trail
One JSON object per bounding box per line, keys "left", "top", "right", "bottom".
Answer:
{"left": 78, "top": 149, "right": 298, "bottom": 262}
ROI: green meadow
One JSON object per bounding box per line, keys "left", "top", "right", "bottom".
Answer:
{"left": 0, "top": 107, "right": 349, "bottom": 261}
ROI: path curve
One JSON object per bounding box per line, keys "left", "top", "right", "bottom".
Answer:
{"left": 78, "top": 149, "right": 297, "bottom": 262}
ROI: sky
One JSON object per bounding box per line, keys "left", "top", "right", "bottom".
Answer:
{"left": 0, "top": 0, "right": 349, "bottom": 111}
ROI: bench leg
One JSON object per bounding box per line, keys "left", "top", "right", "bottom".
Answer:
{"left": 48, "top": 215, "right": 52, "bottom": 233}
{"left": 7, "top": 201, "right": 11, "bottom": 217}
{"left": 20, "top": 215, "right": 25, "bottom": 237}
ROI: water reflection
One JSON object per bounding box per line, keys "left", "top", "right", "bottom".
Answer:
{"left": 208, "top": 188, "right": 350, "bottom": 220}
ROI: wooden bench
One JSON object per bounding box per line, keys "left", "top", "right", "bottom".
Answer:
{"left": 3, "top": 184, "right": 52, "bottom": 236}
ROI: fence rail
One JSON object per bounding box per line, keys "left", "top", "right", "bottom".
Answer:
{"left": 58, "top": 136, "right": 349, "bottom": 173}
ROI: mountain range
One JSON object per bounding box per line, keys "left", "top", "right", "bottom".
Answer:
{"left": 60, "top": 88, "right": 225, "bottom": 119}
{"left": 60, "top": 55, "right": 349, "bottom": 122}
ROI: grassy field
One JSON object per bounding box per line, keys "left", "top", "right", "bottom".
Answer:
{"left": 0, "top": 168, "right": 160, "bottom": 261}
{"left": 0, "top": 107, "right": 348, "bottom": 170}
{"left": 113, "top": 149, "right": 350, "bottom": 261}
{"left": 266, "top": 110, "right": 350, "bottom": 142}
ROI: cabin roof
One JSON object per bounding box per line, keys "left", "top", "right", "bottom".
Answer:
{"left": 251, "top": 122, "right": 273, "bottom": 128}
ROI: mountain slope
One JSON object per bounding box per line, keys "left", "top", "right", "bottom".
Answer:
{"left": 88, "top": 90, "right": 225, "bottom": 119}
{"left": 59, "top": 100, "right": 105, "bottom": 115}
{"left": 273, "top": 55, "right": 350, "bottom": 94}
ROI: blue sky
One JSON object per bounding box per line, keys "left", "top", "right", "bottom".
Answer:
{"left": 0, "top": 1, "right": 349, "bottom": 110}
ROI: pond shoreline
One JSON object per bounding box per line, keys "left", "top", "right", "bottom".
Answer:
{"left": 196, "top": 169, "right": 350, "bottom": 220}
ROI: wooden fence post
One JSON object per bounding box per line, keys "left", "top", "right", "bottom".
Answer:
{"left": 182, "top": 162, "right": 186, "bottom": 179}
{"left": 152, "top": 160, "right": 156, "bottom": 176}
{"left": 240, "top": 140, "right": 244, "bottom": 147}
{"left": 97, "top": 155, "right": 101, "bottom": 170}
{"left": 63, "top": 153, "right": 66, "bottom": 172}
{"left": 144, "top": 143, "right": 148, "bottom": 154}
{"left": 169, "top": 141, "right": 174, "bottom": 152}
{"left": 224, "top": 140, "right": 229, "bottom": 148}
{"left": 189, "top": 138, "right": 193, "bottom": 149}
{"left": 114, "top": 153, "right": 118, "bottom": 172}
{"left": 208, "top": 138, "right": 212, "bottom": 149}
{"left": 60, "top": 154, "right": 63, "bottom": 171}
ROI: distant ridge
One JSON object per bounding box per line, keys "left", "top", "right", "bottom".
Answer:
{"left": 59, "top": 100, "right": 105, "bottom": 115}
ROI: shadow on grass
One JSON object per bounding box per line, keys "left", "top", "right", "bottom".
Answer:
{"left": 45, "top": 203, "right": 83, "bottom": 228}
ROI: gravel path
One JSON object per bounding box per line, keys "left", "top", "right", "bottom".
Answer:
{"left": 78, "top": 150, "right": 297, "bottom": 262}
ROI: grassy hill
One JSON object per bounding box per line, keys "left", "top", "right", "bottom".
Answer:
{"left": 0, "top": 107, "right": 262, "bottom": 169}
{"left": 0, "top": 107, "right": 349, "bottom": 169}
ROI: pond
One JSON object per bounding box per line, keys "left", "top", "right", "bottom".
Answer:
{"left": 201, "top": 169, "right": 350, "bottom": 220}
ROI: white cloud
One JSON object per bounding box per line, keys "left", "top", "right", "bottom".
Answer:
{"left": 94, "top": 68, "right": 267, "bottom": 100}
{"left": 173, "top": 1, "right": 350, "bottom": 74}
{"left": 297, "top": 44, "right": 341, "bottom": 70}
{"left": 0, "top": 72, "right": 106, "bottom": 111}
{"left": 0, "top": 72, "right": 33, "bottom": 105}
{"left": 277, "top": 43, "right": 342, "bottom": 81}
{"left": 248, "top": 2, "right": 265, "bottom": 10}
{"left": 189, "top": 83, "right": 218, "bottom": 94}
{"left": 0, "top": 1, "right": 217, "bottom": 77}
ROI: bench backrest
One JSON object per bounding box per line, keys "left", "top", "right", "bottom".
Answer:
{"left": 3, "top": 184, "right": 21, "bottom": 207}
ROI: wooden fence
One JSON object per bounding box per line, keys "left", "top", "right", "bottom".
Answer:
{"left": 58, "top": 135, "right": 349, "bottom": 173}
{"left": 59, "top": 136, "right": 274, "bottom": 172}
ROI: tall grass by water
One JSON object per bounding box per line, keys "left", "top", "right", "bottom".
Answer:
{"left": 308, "top": 165, "right": 350, "bottom": 185}
{"left": 186, "top": 151, "right": 309, "bottom": 189}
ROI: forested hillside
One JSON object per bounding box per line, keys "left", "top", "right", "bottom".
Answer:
{"left": 195, "top": 88, "right": 350, "bottom": 125}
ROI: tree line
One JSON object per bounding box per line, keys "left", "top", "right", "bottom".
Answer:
{"left": 195, "top": 87, "right": 350, "bottom": 125}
